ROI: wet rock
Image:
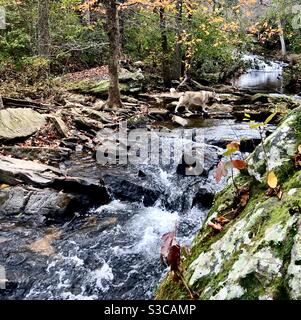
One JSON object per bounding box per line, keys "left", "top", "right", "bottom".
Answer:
{"left": 176, "top": 145, "right": 220, "bottom": 177}
{"left": 0, "top": 185, "right": 108, "bottom": 221}
{"left": 60, "top": 135, "right": 89, "bottom": 150}
{"left": 172, "top": 115, "right": 188, "bottom": 127}
{"left": 102, "top": 173, "right": 160, "bottom": 207}
{"left": 0, "top": 108, "right": 46, "bottom": 141}
{"left": 232, "top": 104, "right": 283, "bottom": 123}
{"left": 0, "top": 156, "right": 110, "bottom": 203}
{"left": 192, "top": 187, "right": 215, "bottom": 208}
{"left": 0, "top": 186, "right": 72, "bottom": 217}
{"left": 0, "top": 155, "right": 62, "bottom": 187}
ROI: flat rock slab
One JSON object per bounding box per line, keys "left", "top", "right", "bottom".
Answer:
{"left": 0, "top": 146, "right": 71, "bottom": 163}
{"left": 0, "top": 155, "right": 62, "bottom": 186}
{"left": 0, "top": 108, "right": 46, "bottom": 141}
{"left": 0, "top": 156, "right": 110, "bottom": 203}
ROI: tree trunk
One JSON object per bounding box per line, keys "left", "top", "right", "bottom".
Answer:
{"left": 278, "top": 20, "right": 287, "bottom": 57}
{"left": 119, "top": 8, "right": 126, "bottom": 53}
{"left": 159, "top": 7, "right": 171, "bottom": 88}
{"left": 104, "top": 0, "right": 122, "bottom": 108}
{"left": 37, "top": 0, "right": 50, "bottom": 57}
{"left": 182, "top": 0, "right": 193, "bottom": 82}
{"left": 172, "top": 0, "right": 183, "bottom": 80}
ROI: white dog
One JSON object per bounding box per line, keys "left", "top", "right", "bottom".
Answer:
{"left": 175, "top": 90, "right": 220, "bottom": 113}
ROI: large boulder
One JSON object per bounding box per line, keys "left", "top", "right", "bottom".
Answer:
{"left": 156, "top": 106, "right": 301, "bottom": 300}
{"left": 0, "top": 108, "right": 46, "bottom": 141}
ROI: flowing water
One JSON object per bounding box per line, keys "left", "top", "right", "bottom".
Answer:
{"left": 0, "top": 55, "right": 284, "bottom": 300}
{"left": 233, "top": 54, "right": 287, "bottom": 93}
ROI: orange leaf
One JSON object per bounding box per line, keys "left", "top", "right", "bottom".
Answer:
{"left": 215, "top": 216, "right": 230, "bottom": 225}
{"left": 226, "top": 141, "right": 240, "bottom": 152}
{"left": 231, "top": 159, "right": 247, "bottom": 170}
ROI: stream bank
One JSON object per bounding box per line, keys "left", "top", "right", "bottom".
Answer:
{"left": 156, "top": 106, "right": 301, "bottom": 300}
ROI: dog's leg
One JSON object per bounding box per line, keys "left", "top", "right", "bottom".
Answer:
{"left": 185, "top": 106, "right": 193, "bottom": 114}
{"left": 202, "top": 105, "right": 209, "bottom": 118}
{"left": 175, "top": 95, "right": 184, "bottom": 113}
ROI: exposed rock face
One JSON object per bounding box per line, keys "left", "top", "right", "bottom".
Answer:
{"left": 102, "top": 173, "right": 161, "bottom": 207}
{"left": 0, "top": 186, "right": 74, "bottom": 217}
{"left": 0, "top": 156, "right": 111, "bottom": 217}
{"left": 156, "top": 106, "right": 301, "bottom": 300}
{"left": 0, "top": 185, "right": 108, "bottom": 220}
{"left": 0, "top": 108, "right": 46, "bottom": 141}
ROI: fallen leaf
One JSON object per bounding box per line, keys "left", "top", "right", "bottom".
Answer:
{"left": 214, "top": 161, "right": 228, "bottom": 183}
{"left": 223, "top": 141, "right": 240, "bottom": 156}
{"left": 0, "top": 184, "right": 10, "bottom": 189}
{"left": 227, "top": 141, "right": 240, "bottom": 151}
{"left": 208, "top": 221, "right": 223, "bottom": 232}
{"left": 167, "top": 244, "right": 181, "bottom": 272}
{"left": 267, "top": 171, "right": 278, "bottom": 189}
{"left": 215, "top": 216, "right": 230, "bottom": 225}
{"left": 27, "top": 230, "right": 61, "bottom": 256}
{"left": 240, "top": 192, "right": 250, "bottom": 207}
{"left": 264, "top": 112, "right": 277, "bottom": 125}
{"left": 294, "top": 153, "right": 301, "bottom": 169}
{"left": 277, "top": 189, "right": 283, "bottom": 200}
{"left": 160, "top": 231, "right": 176, "bottom": 258}
{"left": 231, "top": 159, "right": 247, "bottom": 170}
{"left": 298, "top": 145, "right": 301, "bottom": 154}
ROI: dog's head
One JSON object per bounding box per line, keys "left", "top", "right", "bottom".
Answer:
{"left": 209, "top": 91, "right": 221, "bottom": 102}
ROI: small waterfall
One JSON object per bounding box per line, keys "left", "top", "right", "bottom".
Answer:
{"left": 233, "top": 54, "right": 287, "bottom": 93}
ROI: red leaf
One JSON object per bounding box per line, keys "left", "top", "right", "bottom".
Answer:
{"left": 214, "top": 161, "right": 228, "bottom": 183}
{"left": 231, "top": 160, "right": 247, "bottom": 170}
{"left": 160, "top": 231, "right": 176, "bottom": 258}
{"left": 167, "top": 244, "right": 181, "bottom": 272}
{"left": 161, "top": 231, "right": 181, "bottom": 273}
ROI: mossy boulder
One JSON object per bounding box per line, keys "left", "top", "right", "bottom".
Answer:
{"left": 65, "top": 68, "right": 144, "bottom": 96}
{"left": 156, "top": 106, "right": 301, "bottom": 300}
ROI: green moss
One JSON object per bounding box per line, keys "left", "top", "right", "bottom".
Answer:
{"left": 155, "top": 273, "right": 189, "bottom": 300}
{"left": 239, "top": 273, "right": 264, "bottom": 300}
{"left": 66, "top": 79, "right": 129, "bottom": 95}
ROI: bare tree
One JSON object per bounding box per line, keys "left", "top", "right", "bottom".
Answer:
{"left": 102, "top": 0, "right": 123, "bottom": 108}
{"left": 37, "top": 0, "right": 50, "bottom": 57}
{"left": 159, "top": 5, "right": 171, "bottom": 88}
{"left": 172, "top": 0, "right": 183, "bottom": 80}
